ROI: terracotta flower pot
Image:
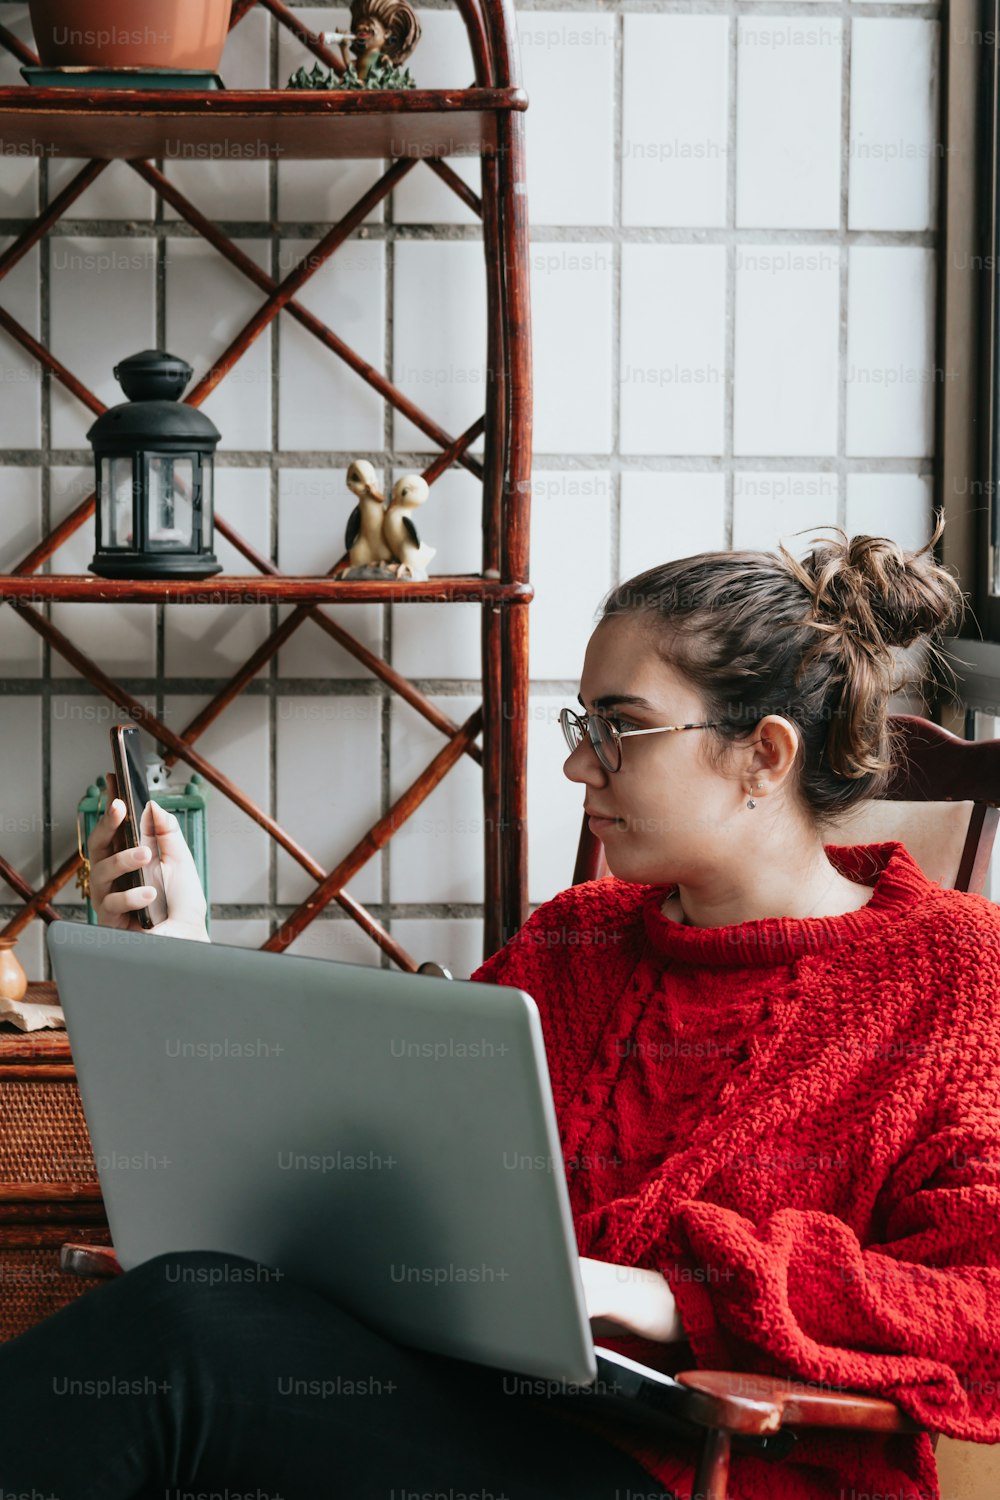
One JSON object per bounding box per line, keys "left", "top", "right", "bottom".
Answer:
{"left": 0, "top": 939, "right": 28, "bottom": 1004}
{"left": 28, "top": 0, "right": 233, "bottom": 70}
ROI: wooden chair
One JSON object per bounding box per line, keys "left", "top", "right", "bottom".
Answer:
{"left": 62, "top": 714, "right": 1000, "bottom": 1499}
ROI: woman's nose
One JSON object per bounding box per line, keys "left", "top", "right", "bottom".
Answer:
{"left": 562, "top": 739, "right": 609, "bottom": 786}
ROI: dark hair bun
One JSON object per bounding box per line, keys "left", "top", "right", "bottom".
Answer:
{"left": 779, "top": 514, "right": 965, "bottom": 656}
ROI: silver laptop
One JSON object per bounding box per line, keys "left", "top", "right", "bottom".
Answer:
{"left": 47, "top": 920, "right": 690, "bottom": 1411}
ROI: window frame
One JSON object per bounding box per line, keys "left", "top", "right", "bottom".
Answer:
{"left": 939, "top": 0, "right": 999, "bottom": 645}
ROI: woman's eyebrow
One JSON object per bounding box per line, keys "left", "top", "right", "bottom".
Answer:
{"left": 576, "top": 692, "right": 656, "bottom": 711}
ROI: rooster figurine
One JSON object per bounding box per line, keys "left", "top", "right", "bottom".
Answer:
{"left": 381, "top": 474, "right": 436, "bottom": 580}
{"left": 343, "top": 460, "right": 392, "bottom": 568}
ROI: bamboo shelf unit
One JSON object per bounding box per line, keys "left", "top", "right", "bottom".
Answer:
{"left": 0, "top": 0, "right": 534, "bottom": 970}
{"left": 0, "top": 84, "right": 527, "bottom": 159}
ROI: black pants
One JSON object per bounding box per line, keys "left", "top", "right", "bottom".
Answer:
{"left": 0, "top": 1250, "right": 675, "bottom": 1499}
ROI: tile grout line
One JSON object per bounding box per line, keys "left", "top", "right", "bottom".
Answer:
{"left": 838, "top": 4, "right": 852, "bottom": 531}
{"left": 2, "top": 452, "right": 938, "bottom": 471}
{"left": 725, "top": 0, "right": 738, "bottom": 546}
{"left": 611, "top": 9, "right": 623, "bottom": 590}
{"left": 437, "top": 0, "right": 938, "bottom": 9}
{"left": 382, "top": 139, "right": 396, "bottom": 963}
{"left": 268, "top": 3, "right": 280, "bottom": 946}
{"left": 39, "top": 152, "right": 52, "bottom": 979}
{"left": 0, "top": 220, "right": 939, "bottom": 247}
{"left": 155, "top": 156, "right": 167, "bottom": 754}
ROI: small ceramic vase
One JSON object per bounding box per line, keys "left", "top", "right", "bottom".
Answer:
{"left": 0, "top": 939, "right": 28, "bottom": 1003}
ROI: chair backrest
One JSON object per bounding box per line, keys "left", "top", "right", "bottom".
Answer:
{"left": 572, "top": 714, "right": 1000, "bottom": 896}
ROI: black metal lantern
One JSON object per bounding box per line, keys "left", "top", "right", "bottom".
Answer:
{"left": 87, "top": 349, "right": 222, "bottom": 580}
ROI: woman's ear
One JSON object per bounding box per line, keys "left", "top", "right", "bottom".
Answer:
{"left": 749, "top": 715, "right": 800, "bottom": 783}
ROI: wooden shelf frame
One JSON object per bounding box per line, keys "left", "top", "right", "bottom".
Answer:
{"left": 0, "top": 576, "right": 533, "bottom": 604}
{"left": 0, "top": 0, "right": 533, "bottom": 965}
{"left": 0, "top": 85, "right": 528, "bottom": 160}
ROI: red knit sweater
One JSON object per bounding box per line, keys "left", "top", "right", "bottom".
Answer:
{"left": 469, "top": 841, "right": 1000, "bottom": 1500}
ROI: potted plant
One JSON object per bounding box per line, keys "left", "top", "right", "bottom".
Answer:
{"left": 28, "top": 0, "right": 232, "bottom": 71}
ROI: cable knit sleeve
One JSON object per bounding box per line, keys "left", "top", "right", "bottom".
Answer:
{"left": 592, "top": 1065, "right": 1000, "bottom": 1442}
{"left": 467, "top": 879, "right": 645, "bottom": 1117}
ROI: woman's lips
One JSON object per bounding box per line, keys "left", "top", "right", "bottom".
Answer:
{"left": 587, "top": 813, "right": 620, "bottom": 831}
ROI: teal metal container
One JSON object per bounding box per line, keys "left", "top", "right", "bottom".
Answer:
{"left": 77, "top": 772, "right": 210, "bottom": 933}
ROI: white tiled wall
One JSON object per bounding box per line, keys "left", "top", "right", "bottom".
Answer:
{"left": 0, "top": 0, "right": 956, "bottom": 980}
{"left": 48, "top": 159, "right": 154, "bottom": 223}
{"left": 48, "top": 237, "right": 158, "bottom": 447}
{"left": 733, "top": 247, "right": 840, "bottom": 457}
{"left": 530, "top": 243, "right": 613, "bottom": 453}
{"left": 393, "top": 240, "right": 487, "bottom": 452}
{"left": 622, "top": 15, "right": 728, "bottom": 229}
{"left": 0, "top": 465, "right": 42, "bottom": 677}
{"left": 389, "top": 693, "right": 484, "bottom": 905}
{"left": 275, "top": 694, "right": 382, "bottom": 906}
{"left": 846, "top": 247, "right": 936, "bottom": 457}
{"left": 167, "top": 239, "right": 274, "bottom": 451}
{"left": 279, "top": 238, "right": 385, "bottom": 452}
{"left": 732, "top": 472, "right": 841, "bottom": 553}
{"left": 167, "top": 693, "right": 272, "bottom": 907}
{"left": 736, "top": 18, "right": 843, "bottom": 231}
{"left": 621, "top": 245, "right": 726, "bottom": 456}
{"left": 848, "top": 20, "right": 938, "bottom": 232}
{"left": 0, "top": 239, "right": 40, "bottom": 449}
{"left": 520, "top": 13, "right": 616, "bottom": 226}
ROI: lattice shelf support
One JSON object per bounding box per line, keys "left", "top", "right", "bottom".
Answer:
{"left": 0, "top": 0, "right": 533, "bottom": 961}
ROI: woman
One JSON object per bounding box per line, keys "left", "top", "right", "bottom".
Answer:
{"left": 2, "top": 519, "right": 998, "bottom": 1500}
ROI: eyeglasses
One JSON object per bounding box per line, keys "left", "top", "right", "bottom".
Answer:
{"left": 559, "top": 706, "right": 723, "bottom": 774}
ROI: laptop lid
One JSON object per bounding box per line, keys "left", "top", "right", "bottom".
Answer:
{"left": 47, "top": 921, "right": 598, "bottom": 1386}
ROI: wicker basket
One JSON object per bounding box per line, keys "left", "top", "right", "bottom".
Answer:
{"left": 0, "top": 1240, "right": 109, "bottom": 1341}
{"left": 0, "top": 985, "right": 111, "bottom": 1340}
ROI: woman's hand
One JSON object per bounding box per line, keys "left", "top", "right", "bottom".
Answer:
{"left": 87, "top": 773, "right": 210, "bottom": 943}
{"left": 578, "top": 1256, "right": 685, "bottom": 1342}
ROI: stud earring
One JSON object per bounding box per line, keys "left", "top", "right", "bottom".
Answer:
{"left": 746, "top": 781, "right": 764, "bottom": 811}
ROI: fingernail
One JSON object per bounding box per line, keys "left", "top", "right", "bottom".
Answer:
{"left": 112, "top": 800, "right": 124, "bottom": 813}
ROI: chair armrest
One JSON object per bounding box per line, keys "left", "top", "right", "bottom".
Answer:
{"left": 60, "top": 1242, "right": 122, "bottom": 1278}
{"left": 676, "top": 1370, "right": 925, "bottom": 1436}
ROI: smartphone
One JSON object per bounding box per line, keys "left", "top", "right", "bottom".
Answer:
{"left": 109, "top": 725, "right": 169, "bottom": 930}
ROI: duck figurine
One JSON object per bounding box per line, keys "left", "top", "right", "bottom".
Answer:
{"left": 343, "top": 459, "right": 393, "bottom": 568}
{"left": 382, "top": 474, "right": 436, "bottom": 580}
